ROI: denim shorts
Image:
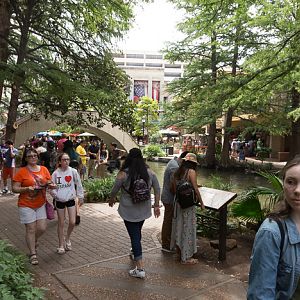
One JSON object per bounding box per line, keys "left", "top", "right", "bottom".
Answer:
{"left": 19, "top": 204, "right": 46, "bottom": 224}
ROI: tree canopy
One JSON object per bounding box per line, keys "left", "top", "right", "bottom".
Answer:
{"left": 0, "top": 0, "right": 140, "bottom": 141}
{"left": 164, "top": 0, "right": 300, "bottom": 164}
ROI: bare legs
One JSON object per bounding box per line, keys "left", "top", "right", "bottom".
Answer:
{"left": 25, "top": 219, "right": 47, "bottom": 255}
{"left": 56, "top": 206, "right": 76, "bottom": 250}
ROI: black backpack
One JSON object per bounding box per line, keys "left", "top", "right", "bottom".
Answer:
{"left": 124, "top": 175, "right": 151, "bottom": 204}
{"left": 176, "top": 171, "right": 197, "bottom": 209}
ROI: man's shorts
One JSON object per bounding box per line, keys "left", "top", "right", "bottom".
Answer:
{"left": 3, "top": 166, "right": 14, "bottom": 180}
{"left": 56, "top": 199, "right": 76, "bottom": 209}
{"left": 19, "top": 205, "right": 47, "bottom": 224}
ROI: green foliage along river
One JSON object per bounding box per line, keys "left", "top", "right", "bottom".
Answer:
{"left": 147, "top": 161, "right": 269, "bottom": 193}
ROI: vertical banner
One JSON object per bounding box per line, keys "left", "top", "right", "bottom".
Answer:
{"left": 152, "top": 81, "right": 160, "bottom": 101}
{"left": 133, "top": 80, "right": 148, "bottom": 102}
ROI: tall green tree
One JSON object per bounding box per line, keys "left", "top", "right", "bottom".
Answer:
{"left": 0, "top": 0, "right": 11, "bottom": 101}
{"left": 165, "top": 0, "right": 259, "bottom": 167}
{"left": 236, "top": 0, "right": 300, "bottom": 160}
{"left": 2, "top": 0, "right": 138, "bottom": 141}
{"left": 133, "top": 96, "right": 159, "bottom": 141}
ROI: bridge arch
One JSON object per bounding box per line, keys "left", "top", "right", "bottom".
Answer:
{"left": 13, "top": 114, "right": 137, "bottom": 152}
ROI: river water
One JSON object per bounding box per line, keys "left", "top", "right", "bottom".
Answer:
{"left": 147, "top": 161, "right": 268, "bottom": 194}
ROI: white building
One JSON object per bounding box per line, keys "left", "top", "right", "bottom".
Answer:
{"left": 113, "top": 50, "right": 184, "bottom": 106}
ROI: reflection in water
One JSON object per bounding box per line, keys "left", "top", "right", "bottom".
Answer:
{"left": 147, "top": 161, "right": 268, "bottom": 194}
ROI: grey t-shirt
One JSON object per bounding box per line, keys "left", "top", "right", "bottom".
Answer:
{"left": 110, "top": 168, "right": 160, "bottom": 222}
{"left": 161, "top": 158, "right": 179, "bottom": 205}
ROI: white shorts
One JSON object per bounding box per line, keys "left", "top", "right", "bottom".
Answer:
{"left": 19, "top": 204, "right": 47, "bottom": 224}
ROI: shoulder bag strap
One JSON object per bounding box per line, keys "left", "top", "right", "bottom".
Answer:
{"left": 275, "top": 219, "right": 285, "bottom": 259}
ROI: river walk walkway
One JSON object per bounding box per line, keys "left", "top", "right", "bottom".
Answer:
{"left": 0, "top": 193, "right": 247, "bottom": 300}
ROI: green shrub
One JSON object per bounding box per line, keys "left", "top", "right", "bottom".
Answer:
{"left": 256, "top": 147, "right": 272, "bottom": 162}
{"left": 83, "top": 174, "right": 117, "bottom": 202}
{"left": 142, "top": 144, "right": 165, "bottom": 158}
{"left": 0, "top": 240, "right": 44, "bottom": 300}
{"left": 205, "top": 174, "right": 234, "bottom": 191}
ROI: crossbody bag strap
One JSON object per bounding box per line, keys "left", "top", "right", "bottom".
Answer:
{"left": 275, "top": 219, "right": 285, "bottom": 260}
{"left": 26, "top": 167, "right": 47, "bottom": 199}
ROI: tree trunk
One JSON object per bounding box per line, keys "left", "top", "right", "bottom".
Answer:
{"left": 0, "top": 0, "right": 11, "bottom": 100}
{"left": 220, "top": 107, "right": 234, "bottom": 167}
{"left": 205, "top": 32, "right": 217, "bottom": 168}
{"left": 5, "top": 84, "right": 20, "bottom": 141}
{"left": 220, "top": 25, "right": 240, "bottom": 167}
{"left": 206, "top": 122, "right": 216, "bottom": 168}
{"left": 5, "top": 1, "right": 33, "bottom": 142}
{"left": 289, "top": 87, "right": 300, "bottom": 159}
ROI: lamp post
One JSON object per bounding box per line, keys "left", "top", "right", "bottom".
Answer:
{"left": 142, "top": 116, "right": 146, "bottom": 144}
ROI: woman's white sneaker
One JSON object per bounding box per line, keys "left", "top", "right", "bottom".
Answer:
{"left": 129, "top": 267, "right": 145, "bottom": 279}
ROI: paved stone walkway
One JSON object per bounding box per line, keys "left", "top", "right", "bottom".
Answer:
{"left": 0, "top": 194, "right": 247, "bottom": 299}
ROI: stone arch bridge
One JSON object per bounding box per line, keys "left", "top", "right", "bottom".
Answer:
{"left": 11, "top": 114, "right": 137, "bottom": 152}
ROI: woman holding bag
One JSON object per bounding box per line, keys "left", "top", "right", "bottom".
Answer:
{"left": 13, "top": 149, "right": 56, "bottom": 265}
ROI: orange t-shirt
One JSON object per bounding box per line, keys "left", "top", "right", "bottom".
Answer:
{"left": 13, "top": 166, "right": 51, "bottom": 209}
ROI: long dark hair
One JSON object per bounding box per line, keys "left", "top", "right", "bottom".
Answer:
{"left": 268, "top": 156, "right": 300, "bottom": 220}
{"left": 173, "top": 160, "right": 197, "bottom": 181}
{"left": 120, "top": 148, "right": 149, "bottom": 189}
{"left": 21, "top": 148, "right": 38, "bottom": 167}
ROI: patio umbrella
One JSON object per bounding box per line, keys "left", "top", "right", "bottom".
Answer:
{"left": 48, "top": 130, "right": 62, "bottom": 137}
{"left": 36, "top": 131, "right": 49, "bottom": 136}
{"left": 78, "top": 132, "right": 95, "bottom": 137}
{"left": 159, "top": 129, "right": 179, "bottom": 136}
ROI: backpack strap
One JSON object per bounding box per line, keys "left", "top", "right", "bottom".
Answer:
{"left": 275, "top": 219, "right": 285, "bottom": 259}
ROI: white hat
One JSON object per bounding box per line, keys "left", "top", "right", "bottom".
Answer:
{"left": 182, "top": 153, "right": 199, "bottom": 164}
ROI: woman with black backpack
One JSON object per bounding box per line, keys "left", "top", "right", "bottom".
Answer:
{"left": 108, "top": 148, "right": 160, "bottom": 279}
{"left": 170, "top": 153, "right": 205, "bottom": 265}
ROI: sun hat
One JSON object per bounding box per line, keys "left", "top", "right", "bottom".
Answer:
{"left": 182, "top": 153, "right": 199, "bottom": 164}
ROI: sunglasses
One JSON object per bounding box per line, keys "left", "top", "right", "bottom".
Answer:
{"left": 27, "top": 155, "right": 38, "bottom": 158}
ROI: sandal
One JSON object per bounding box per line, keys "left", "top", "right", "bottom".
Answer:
{"left": 65, "top": 241, "right": 72, "bottom": 251}
{"left": 181, "top": 258, "right": 199, "bottom": 265}
{"left": 56, "top": 247, "right": 65, "bottom": 254}
{"left": 29, "top": 254, "right": 39, "bottom": 265}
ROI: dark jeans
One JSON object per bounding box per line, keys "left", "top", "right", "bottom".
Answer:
{"left": 161, "top": 203, "right": 174, "bottom": 250}
{"left": 124, "top": 220, "right": 145, "bottom": 261}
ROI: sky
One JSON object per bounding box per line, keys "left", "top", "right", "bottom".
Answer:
{"left": 117, "top": 0, "right": 184, "bottom": 52}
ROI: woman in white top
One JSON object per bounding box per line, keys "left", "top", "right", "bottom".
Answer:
{"left": 51, "top": 153, "right": 84, "bottom": 254}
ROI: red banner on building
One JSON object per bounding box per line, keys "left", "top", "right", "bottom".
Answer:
{"left": 152, "top": 81, "right": 160, "bottom": 101}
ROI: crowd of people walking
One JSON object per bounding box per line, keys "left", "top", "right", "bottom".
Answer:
{"left": 2, "top": 131, "right": 300, "bottom": 297}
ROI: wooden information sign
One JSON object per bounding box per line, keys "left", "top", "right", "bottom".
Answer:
{"left": 198, "top": 187, "right": 237, "bottom": 261}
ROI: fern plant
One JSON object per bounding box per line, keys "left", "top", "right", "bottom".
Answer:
{"left": 230, "top": 171, "right": 283, "bottom": 224}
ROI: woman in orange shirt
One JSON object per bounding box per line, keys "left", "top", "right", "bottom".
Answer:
{"left": 13, "top": 149, "right": 55, "bottom": 265}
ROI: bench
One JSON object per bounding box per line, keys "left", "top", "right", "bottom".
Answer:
{"left": 198, "top": 187, "right": 237, "bottom": 261}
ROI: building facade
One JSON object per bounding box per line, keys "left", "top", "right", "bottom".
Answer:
{"left": 113, "top": 50, "right": 184, "bottom": 106}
